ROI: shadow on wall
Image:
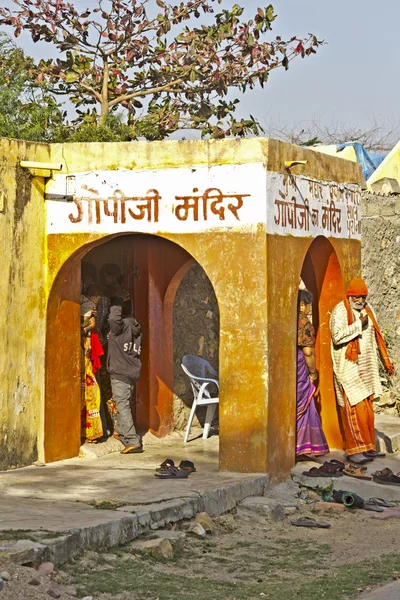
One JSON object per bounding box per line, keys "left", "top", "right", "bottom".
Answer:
{"left": 173, "top": 263, "right": 220, "bottom": 430}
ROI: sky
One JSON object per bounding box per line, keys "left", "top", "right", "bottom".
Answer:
{"left": 1, "top": 0, "right": 399, "bottom": 142}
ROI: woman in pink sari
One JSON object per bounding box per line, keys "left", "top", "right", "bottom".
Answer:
{"left": 296, "top": 290, "right": 329, "bottom": 457}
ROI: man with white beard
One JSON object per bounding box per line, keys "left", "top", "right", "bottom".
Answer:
{"left": 330, "top": 277, "right": 394, "bottom": 464}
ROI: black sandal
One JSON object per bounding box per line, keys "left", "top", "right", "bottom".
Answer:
{"left": 373, "top": 468, "right": 400, "bottom": 487}
{"left": 156, "top": 458, "right": 175, "bottom": 472}
{"left": 154, "top": 465, "right": 190, "bottom": 479}
{"left": 326, "top": 459, "right": 345, "bottom": 472}
{"left": 302, "top": 464, "right": 343, "bottom": 478}
{"left": 179, "top": 460, "right": 196, "bottom": 473}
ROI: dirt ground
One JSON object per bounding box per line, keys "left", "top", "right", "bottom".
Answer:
{"left": 1, "top": 490, "right": 400, "bottom": 600}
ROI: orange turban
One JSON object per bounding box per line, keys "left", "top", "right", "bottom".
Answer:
{"left": 346, "top": 277, "right": 368, "bottom": 297}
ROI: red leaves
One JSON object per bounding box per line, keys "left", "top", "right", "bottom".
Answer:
{"left": 0, "top": 0, "right": 321, "bottom": 140}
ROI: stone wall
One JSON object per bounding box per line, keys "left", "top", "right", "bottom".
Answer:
{"left": 361, "top": 192, "right": 400, "bottom": 406}
{"left": 173, "top": 263, "right": 219, "bottom": 430}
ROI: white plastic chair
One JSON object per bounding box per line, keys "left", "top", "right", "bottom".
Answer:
{"left": 181, "top": 354, "right": 219, "bottom": 443}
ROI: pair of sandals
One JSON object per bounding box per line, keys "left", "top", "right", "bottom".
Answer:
{"left": 372, "top": 467, "right": 400, "bottom": 487}
{"left": 343, "top": 464, "right": 371, "bottom": 481}
{"left": 302, "top": 459, "right": 345, "bottom": 478}
{"left": 154, "top": 458, "right": 196, "bottom": 479}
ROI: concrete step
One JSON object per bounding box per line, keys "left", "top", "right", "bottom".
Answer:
{"left": 292, "top": 451, "right": 400, "bottom": 502}
{"left": 375, "top": 414, "right": 400, "bottom": 454}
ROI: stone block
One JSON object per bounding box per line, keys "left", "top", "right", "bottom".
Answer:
{"left": 0, "top": 540, "right": 51, "bottom": 566}
{"left": 375, "top": 415, "right": 400, "bottom": 454}
{"left": 237, "top": 497, "right": 285, "bottom": 522}
{"left": 380, "top": 203, "right": 396, "bottom": 217}
{"left": 134, "top": 538, "right": 174, "bottom": 559}
{"left": 195, "top": 512, "right": 214, "bottom": 532}
{"left": 284, "top": 506, "right": 298, "bottom": 516}
{"left": 153, "top": 530, "right": 186, "bottom": 552}
{"left": 312, "top": 502, "right": 346, "bottom": 513}
{"left": 188, "top": 522, "right": 206, "bottom": 538}
{"left": 268, "top": 480, "right": 301, "bottom": 508}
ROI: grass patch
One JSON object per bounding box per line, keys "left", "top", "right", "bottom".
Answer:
{"left": 0, "top": 529, "right": 66, "bottom": 542}
{"left": 70, "top": 539, "right": 400, "bottom": 600}
{"left": 86, "top": 499, "right": 128, "bottom": 510}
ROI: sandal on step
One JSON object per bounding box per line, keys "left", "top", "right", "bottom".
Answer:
{"left": 291, "top": 517, "right": 331, "bottom": 529}
{"left": 156, "top": 458, "right": 175, "bottom": 472}
{"left": 154, "top": 465, "right": 190, "bottom": 479}
{"left": 178, "top": 460, "right": 196, "bottom": 473}
{"left": 343, "top": 464, "right": 372, "bottom": 480}
{"left": 302, "top": 464, "right": 343, "bottom": 478}
{"left": 325, "top": 459, "right": 345, "bottom": 473}
{"left": 373, "top": 468, "right": 400, "bottom": 486}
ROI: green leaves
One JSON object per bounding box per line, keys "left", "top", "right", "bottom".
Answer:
{"left": 0, "top": 1, "right": 321, "bottom": 141}
{"left": 65, "top": 70, "right": 80, "bottom": 83}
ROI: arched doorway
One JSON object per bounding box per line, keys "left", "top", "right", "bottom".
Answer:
{"left": 44, "top": 233, "right": 218, "bottom": 463}
{"left": 171, "top": 262, "right": 220, "bottom": 433}
{"left": 299, "top": 235, "right": 345, "bottom": 450}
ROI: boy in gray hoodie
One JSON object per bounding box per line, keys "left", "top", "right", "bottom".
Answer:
{"left": 107, "top": 296, "right": 143, "bottom": 454}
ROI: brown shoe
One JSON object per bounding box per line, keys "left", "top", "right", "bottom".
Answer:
{"left": 120, "top": 444, "right": 143, "bottom": 454}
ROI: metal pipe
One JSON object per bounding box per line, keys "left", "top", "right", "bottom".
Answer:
{"left": 20, "top": 161, "right": 63, "bottom": 171}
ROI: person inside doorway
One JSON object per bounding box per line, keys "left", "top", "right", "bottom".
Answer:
{"left": 330, "top": 277, "right": 394, "bottom": 464}
{"left": 86, "top": 284, "right": 113, "bottom": 439}
{"left": 296, "top": 289, "right": 329, "bottom": 457}
{"left": 80, "top": 294, "right": 104, "bottom": 443}
{"left": 101, "top": 263, "right": 133, "bottom": 317}
{"left": 107, "top": 293, "right": 143, "bottom": 454}
{"left": 81, "top": 262, "right": 97, "bottom": 295}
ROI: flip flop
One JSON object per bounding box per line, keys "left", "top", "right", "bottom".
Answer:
{"left": 178, "top": 460, "right": 196, "bottom": 473}
{"left": 154, "top": 465, "right": 190, "bottom": 479}
{"left": 302, "top": 464, "right": 343, "bottom": 477}
{"left": 291, "top": 517, "right": 331, "bottom": 529}
{"left": 120, "top": 444, "right": 143, "bottom": 454}
{"left": 343, "top": 464, "right": 372, "bottom": 481}
{"left": 368, "top": 497, "right": 396, "bottom": 508}
{"left": 362, "top": 500, "right": 384, "bottom": 513}
{"left": 156, "top": 458, "right": 175, "bottom": 472}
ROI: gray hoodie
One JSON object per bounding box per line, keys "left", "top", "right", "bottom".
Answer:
{"left": 107, "top": 304, "right": 142, "bottom": 384}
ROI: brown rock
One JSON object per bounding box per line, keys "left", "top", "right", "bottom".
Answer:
{"left": 137, "top": 538, "right": 174, "bottom": 559}
{"left": 29, "top": 576, "right": 41, "bottom": 586}
{"left": 47, "top": 587, "right": 61, "bottom": 598}
{"left": 188, "top": 522, "right": 207, "bottom": 538}
{"left": 38, "top": 562, "right": 55, "bottom": 579}
{"left": 195, "top": 512, "right": 214, "bottom": 532}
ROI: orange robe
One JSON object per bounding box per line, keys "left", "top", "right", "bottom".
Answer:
{"left": 340, "top": 393, "right": 375, "bottom": 455}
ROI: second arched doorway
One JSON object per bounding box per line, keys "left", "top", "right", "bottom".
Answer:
{"left": 299, "top": 235, "right": 345, "bottom": 450}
